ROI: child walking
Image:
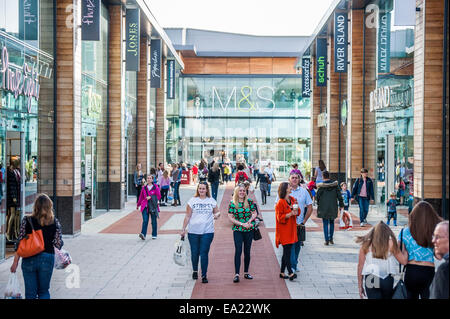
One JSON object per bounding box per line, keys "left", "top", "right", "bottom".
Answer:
{"left": 340, "top": 182, "right": 353, "bottom": 230}
{"left": 386, "top": 192, "right": 398, "bottom": 226}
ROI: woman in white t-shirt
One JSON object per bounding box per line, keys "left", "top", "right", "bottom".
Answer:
{"left": 181, "top": 182, "right": 221, "bottom": 283}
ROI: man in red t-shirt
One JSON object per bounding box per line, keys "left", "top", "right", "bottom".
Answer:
{"left": 235, "top": 164, "right": 249, "bottom": 186}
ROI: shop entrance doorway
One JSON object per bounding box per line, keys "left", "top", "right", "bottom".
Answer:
{"left": 2, "top": 131, "right": 26, "bottom": 258}
{"left": 81, "top": 136, "right": 96, "bottom": 222}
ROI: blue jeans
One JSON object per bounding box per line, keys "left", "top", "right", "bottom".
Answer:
{"left": 358, "top": 197, "right": 370, "bottom": 222}
{"left": 174, "top": 181, "right": 181, "bottom": 202}
{"left": 188, "top": 232, "right": 214, "bottom": 277}
{"left": 322, "top": 219, "right": 335, "bottom": 241}
{"left": 21, "top": 252, "right": 55, "bottom": 299}
{"left": 141, "top": 208, "right": 157, "bottom": 237}
{"left": 290, "top": 239, "right": 302, "bottom": 272}
{"left": 268, "top": 183, "right": 272, "bottom": 195}
{"left": 211, "top": 182, "right": 219, "bottom": 201}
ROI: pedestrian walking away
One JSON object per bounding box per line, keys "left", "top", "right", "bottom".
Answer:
{"left": 181, "top": 182, "right": 221, "bottom": 283}
{"left": 9, "top": 194, "right": 64, "bottom": 299}
{"left": 430, "top": 221, "right": 449, "bottom": 299}
{"left": 255, "top": 166, "right": 270, "bottom": 205}
{"left": 264, "top": 163, "right": 275, "bottom": 196}
{"left": 235, "top": 164, "right": 249, "bottom": 186}
{"left": 275, "top": 182, "right": 299, "bottom": 281}
{"left": 137, "top": 175, "right": 161, "bottom": 240}
{"left": 351, "top": 168, "right": 374, "bottom": 227}
{"left": 275, "top": 172, "right": 313, "bottom": 273}
{"left": 134, "top": 163, "right": 144, "bottom": 203}
{"left": 253, "top": 159, "right": 260, "bottom": 180}
{"left": 208, "top": 162, "right": 221, "bottom": 201}
{"left": 316, "top": 171, "right": 344, "bottom": 245}
{"left": 172, "top": 164, "right": 183, "bottom": 206}
{"left": 227, "top": 184, "right": 258, "bottom": 283}
{"left": 398, "top": 201, "right": 442, "bottom": 299}
{"left": 313, "top": 160, "right": 326, "bottom": 184}
{"left": 198, "top": 161, "right": 209, "bottom": 183}
{"left": 356, "top": 221, "right": 408, "bottom": 299}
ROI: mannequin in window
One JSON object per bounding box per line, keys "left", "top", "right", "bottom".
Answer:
{"left": 6, "top": 159, "right": 21, "bottom": 241}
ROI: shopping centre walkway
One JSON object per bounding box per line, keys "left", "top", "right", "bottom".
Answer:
{"left": 0, "top": 181, "right": 411, "bottom": 299}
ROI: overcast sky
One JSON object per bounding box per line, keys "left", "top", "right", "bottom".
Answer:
{"left": 148, "top": 0, "right": 335, "bottom": 36}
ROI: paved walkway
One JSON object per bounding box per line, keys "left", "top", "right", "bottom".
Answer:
{"left": 0, "top": 181, "right": 415, "bottom": 299}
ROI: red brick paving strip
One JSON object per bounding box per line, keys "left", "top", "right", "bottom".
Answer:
{"left": 190, "top": 185, "right": 291, "bottom": 299}
{"left": 100, "top": 210, "right": 186, "bottom": 235}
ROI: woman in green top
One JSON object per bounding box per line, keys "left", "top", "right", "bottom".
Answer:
{"left": 227, "top": 184, "right": 258, "bottom": 283}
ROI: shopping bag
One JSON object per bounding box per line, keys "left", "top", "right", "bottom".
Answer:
{"left": 54, "top": 247, "right": 72, "bottom": 269}
{"left": 3, "top": 272, "right": 22, "bottom": 299}
{"left": 173, "top": 236, "right": 187, "bottom": 266}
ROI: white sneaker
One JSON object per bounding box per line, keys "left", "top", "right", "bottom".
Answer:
{"left": 152, "top": 236, "right": 157, "bottom": 240}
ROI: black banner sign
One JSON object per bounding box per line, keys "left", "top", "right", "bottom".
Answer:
{"left": 316, "top": 38, "right": 327, "bottom": 87}
{"left": 126, "top": 8, "right": 140, "bottom": 71}
{"left": 81, "top": 0, "right": 101, "bottom": 41}
{"left": 167, "top": 60, "right": 175, "bottom": 99}
{"left": 19, "top": 0, "right": 38, "bottom": 41}
{"left": 301, "top": 57, "right": 311, "bottom": 98}
{"left": 150, "top": 39, "right": 162, "bottom": 88}
{"left": 334, "top": 12, "right": 348, "bottom": 73}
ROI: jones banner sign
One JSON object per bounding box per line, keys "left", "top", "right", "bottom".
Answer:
{"left": 126, "top": 8, "right": 140, "bottom": 71}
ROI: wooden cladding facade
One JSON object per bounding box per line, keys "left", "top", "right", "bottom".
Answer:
{"left": 181, "top": 57, "right": 298, "bottom": 75}
{"left": 326, "top": 34, "right": 347, "bottom": 179}
{"left": 413, "top": 0, "right": 448, "bottom": 201}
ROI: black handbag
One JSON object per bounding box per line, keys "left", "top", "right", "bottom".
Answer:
{"left": 253, "top": 227, "right": 262, "bottom": 241}
{"left": 297, "top": 224, "right": 306, "bottom": 242}
{"left": 392, "top": 228, "right": 408, "bottom": 299}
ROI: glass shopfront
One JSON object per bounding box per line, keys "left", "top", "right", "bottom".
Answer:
{"left": 81, "top": 3, "right": 108, "bottom": 220}
{"left": 0, "top": 0, "right": 55, "bottom": 260}
{"left": 167, "top": 76, "right": 311, "bottom": 176}
{"left": 366, "top": 0, "right": 415, "bottom": 206}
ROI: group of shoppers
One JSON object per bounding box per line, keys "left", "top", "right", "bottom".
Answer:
{"left": 357, "top": 201, "right": 448, "bottom": 299}
{"left": 135, "top": 162, "right": 189, "bottom": 241}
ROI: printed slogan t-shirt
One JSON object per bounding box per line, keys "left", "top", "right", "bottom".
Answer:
{"left": 187, "top": 196, "right": 217, "bottom": 234}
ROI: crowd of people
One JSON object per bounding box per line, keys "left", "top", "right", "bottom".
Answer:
{"left": 7, "top": 158, "right": 448, "bottom": 300}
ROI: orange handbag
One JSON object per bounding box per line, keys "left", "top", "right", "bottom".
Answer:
{"left": 17, "top": 217, "right": 45, "bottom": 258}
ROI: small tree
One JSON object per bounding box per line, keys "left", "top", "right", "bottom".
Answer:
{"left": 301, "top": 160, "right": 312, "bottom": 180}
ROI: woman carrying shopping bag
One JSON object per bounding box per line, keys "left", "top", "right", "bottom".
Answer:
{"left": 181, "top": 182, "right": 220, "bottom": 283}
{"left": 10, "top": 194, "right": 64, "bottom": 299}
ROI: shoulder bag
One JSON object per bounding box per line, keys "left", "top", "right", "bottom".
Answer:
{"left": 392, "top": 228, "right": 408, "bottom": 299}
{"left": 17, "top": 217, "right": 45, "bottom": 258}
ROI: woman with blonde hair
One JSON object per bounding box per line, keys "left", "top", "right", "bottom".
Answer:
{"left": 356, "top": 221, "right": 408, "bottom": 299}
{"left": 10, "top": 194, "right": 64, "bottom": 299}
{"left": 227, "top": 184, "right": 258, "bottom": 283}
